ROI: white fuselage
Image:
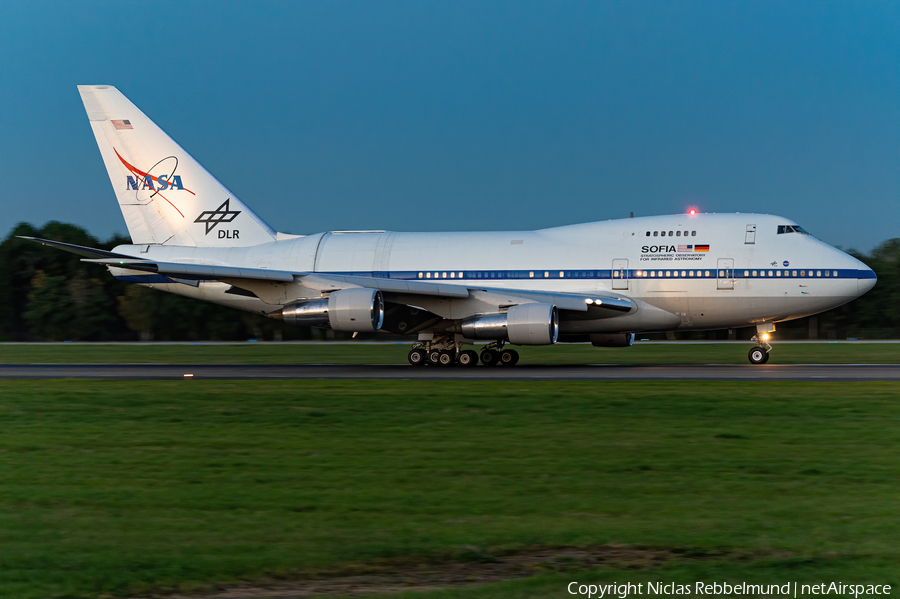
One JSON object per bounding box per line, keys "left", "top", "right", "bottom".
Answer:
{"left": 111, "top": 212, "right": 875, "bottom": 335}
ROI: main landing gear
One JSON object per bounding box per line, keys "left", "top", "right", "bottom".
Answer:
{"left": 748, "top": 325, "right": 774, "bottom": 364}
{"left": 407, "top": 337, "right": 519, "bottom": 367}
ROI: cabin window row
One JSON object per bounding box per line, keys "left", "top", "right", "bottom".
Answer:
{"left": 631, "top": 269, "right": 839, "bottom": 278}
{"left": 645, "top": 230, "right": 697, "bottom": 237}
{"left": 414, "top": 269, "right": 841, "bottom": 279}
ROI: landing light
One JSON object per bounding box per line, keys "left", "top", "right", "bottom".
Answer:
{"left": 762, "top": 333, "right": 770, "bottom": 341}
{"left": 585, "top": 299, "right": 594, "bottom": 305}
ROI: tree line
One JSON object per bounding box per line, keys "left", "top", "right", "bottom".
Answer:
{"left": 1, "top": 222, "right": 897, "bottom": 341}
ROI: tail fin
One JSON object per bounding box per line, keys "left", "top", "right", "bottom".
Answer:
{"left": 78, "top": 85, "right": 275, "bottom": 247}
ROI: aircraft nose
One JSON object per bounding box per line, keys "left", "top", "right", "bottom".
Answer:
{"left": 856, "top": 259, "right": 877, "bottom": 297}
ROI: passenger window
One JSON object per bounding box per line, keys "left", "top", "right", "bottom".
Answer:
{"left": 661, "top": 231, "right": 666, "bottom": 236}
{"left": 792, "top": 271, "right": 797, "bottom": 277}
{"left": 704, "top": 270, "right": 710, "bottom": 277}
{"left": 752, "top": 270, "right": 757, "bottom": 277}
{"left": 646, "top": 231, "right": 651, "bottom": 236}
{"left": 658, "top": 271, "right": 663, "bottom": 277}
{"left": 689, "top": 271, "right": 694, "bottom": 277}
{"left": 833, "top": 270, "right": 838, "bottom": 276}
{"left": 692, "top": 231, "right": 697, "bottom": 236}
{"left": 544, "top": 271, "right": 549, "bottom": 278}
{"left": 767, "top": 270, "right": 773, "bottom": 276}
{"left": 816, "top": 270, "right": 821, "bottom": 277}
{"left": 459, "top": 272, "right": 463, "bottom": 278}
{"left": 450, "top": 272, "right": 455, "bottom": 278}
{"left": 559, "top": 271, "right": 565, "bottom": 278}
{"left": 654, "top": 231, "right": 658, "bottom": 237}
{"left": 824, "top": 270, "right": 830, "bottom": 277}
{"left": 718, "top": 270, "right": 724, "bottom": 277}
{"left": 744, "top": 270, "right": 749, "bottom": 277}
{"left": 669, "top": 231, "right": 674, "bottom": 236}
{"left": 666, "top": 271, "right": 671, "bottom": 277}
{"left": 681, "top": 271, "right": 686, "bottom": 277}
{"left": 676, "top": 231, "right": 681, "bottom": 236}
{"left": 800, "top": 270, "right": 805, "bottom": 277}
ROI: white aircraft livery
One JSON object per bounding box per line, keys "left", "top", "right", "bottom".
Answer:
{"left": 24, "top": 86, "right": 877, "bottom": 365}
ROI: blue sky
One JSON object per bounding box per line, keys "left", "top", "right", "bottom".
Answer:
{"left": 1, "top": 0, "right": 897, "bottom": 251}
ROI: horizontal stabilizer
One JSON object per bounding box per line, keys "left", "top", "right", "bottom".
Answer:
{"left": 82, "top": 258, "right": 296, "bottom": 282}
{"left": 18, "top": 236, "right": 135, "bottom": 260}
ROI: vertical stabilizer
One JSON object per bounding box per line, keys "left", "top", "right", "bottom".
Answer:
{"left": 78, "top": 85, "right": 276, "bottom": 247}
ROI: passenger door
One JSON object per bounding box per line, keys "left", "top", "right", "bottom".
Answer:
{"left": 717, "top": 258, "right": 735, "bottom": 290}
{"left": 612, "top": 258, "right": 629, "bottom": 290}
{"left": 745, "top": 224, "right": 756, "bottom": 244}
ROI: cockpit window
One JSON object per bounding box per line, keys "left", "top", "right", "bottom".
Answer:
{"left": 777, "top": 225, "right": 811, "bottom": 235}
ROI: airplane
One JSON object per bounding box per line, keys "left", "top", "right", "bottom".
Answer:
{"left": 23, "top": 85, "right": 877, "bottom": 366}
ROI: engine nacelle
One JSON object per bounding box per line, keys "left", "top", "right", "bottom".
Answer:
{"left": 461, "top": 303, "right": 559, "bottom": 345}
{"left": 281, "top": 288, "right": 384, "bottom": 332}
{"left": 590, "top": 333, "right": 635, "bottom": 347}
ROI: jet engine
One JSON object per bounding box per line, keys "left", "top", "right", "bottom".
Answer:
{"left": 461, "top": 303, "right": 559, "bottom": 345}
{"left": 279, "top": 288, "right": 384, "bottom": 332}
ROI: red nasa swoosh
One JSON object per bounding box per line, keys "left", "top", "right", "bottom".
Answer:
{"left": 114, "top": 148, "right": 196, "bottom": 218}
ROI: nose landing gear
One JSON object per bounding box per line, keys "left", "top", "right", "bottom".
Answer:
{"left": 748, "top": 324, "right": 774, "bottom": 364}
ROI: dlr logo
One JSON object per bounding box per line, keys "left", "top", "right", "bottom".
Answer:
{"left": 218, "top": 230, "right": 240, "bottom": 239}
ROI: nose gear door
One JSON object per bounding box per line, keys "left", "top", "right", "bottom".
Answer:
{"left": 717, "top": 258, "right": 735, "bottom": 290}
{"left": 612, "top": 258, "right": 629, "bottom": 290}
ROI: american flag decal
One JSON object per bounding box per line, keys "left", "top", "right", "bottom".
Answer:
{"left": 678, "top": 245, "right": 692, "bottom": 252}
{"left": 111, "top": 119, "right": 133, "bottom": 130}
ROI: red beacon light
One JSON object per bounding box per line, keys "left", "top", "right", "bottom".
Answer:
{"left": 688, "top": 208, "right": 697, "bottom": 216}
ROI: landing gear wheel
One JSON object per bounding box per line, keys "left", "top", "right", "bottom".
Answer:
{"left": 458, "top": 350, "right": 479, "bottom": 367}
{"left": 427, "top": 350, "right": 442, "bottom": 366}
{"left": 500, "top": 349, "right": 519, "bottom": 366}
{"left": 480, "top": 349, "right": 500, "bottom": 366}
{"left": 748, "top": 346, "right": 769, "bottom": 364}
{"left": 438, "top": 350, "right": 456, "bottom": 366}
{"left": 408, "top": 348, "right": 427, "bottom": 366}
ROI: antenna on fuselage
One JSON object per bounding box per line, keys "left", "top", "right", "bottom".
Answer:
{"left": 630, "top": 212, "right": 634, "bottom": 218}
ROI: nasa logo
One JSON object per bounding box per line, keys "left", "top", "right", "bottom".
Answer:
{"left": 783, "top": 260, "right": 790, "bottom": 267}
{"left": 126, "top": 174, "right": 185, "bottom": 191}
{"left": 642, "top": 245, "right": 676, "bottom": 253}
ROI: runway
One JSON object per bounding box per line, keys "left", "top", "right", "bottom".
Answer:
{"left": 2, "top": 363, "right": 899, "bottom": 381}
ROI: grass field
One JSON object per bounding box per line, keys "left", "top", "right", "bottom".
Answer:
{"left": 0, "top": 380, "right": 897, "bottom": 598}
{"left": 1, "top": 341, "right": 899, "bottom": 365}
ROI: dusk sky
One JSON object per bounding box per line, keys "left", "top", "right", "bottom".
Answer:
{"left": 1, "top": 0, "right": 897, "bottom": 251}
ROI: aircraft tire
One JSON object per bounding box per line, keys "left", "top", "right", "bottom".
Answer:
{"left": 427, "top": 350, "right": 442, "bottom": 366}
{"left": 480, "top": 349, "right": 500, "bottom": 366}
{"left": 408, "top": 348, "right": 427, "bottom": 366}
{"left": 438, "top": 351, "right": 455, "bottom": 366}
{"left": 458, "top": 350, "right": 479, "bottom": 367}
{"left": 500, "top": 349, "right": 519, "bottom": 366}
{"left": 748, "top": 346, "right": 768, "bottom": 364}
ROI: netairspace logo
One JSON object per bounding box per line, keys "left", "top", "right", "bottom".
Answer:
{"left": 567, "top": 582, "right": 892, "bottom": 598}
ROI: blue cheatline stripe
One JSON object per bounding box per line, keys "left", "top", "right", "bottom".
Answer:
{"left": 113, "top": 268, "right": 874, "bottom": 284}
{"left": 322, "top": 268, "right": 873, "bottom": 281}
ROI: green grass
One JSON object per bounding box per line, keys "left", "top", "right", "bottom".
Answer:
{"left": 1, "top": 341, "right": 899, "bottom": 364}
{"left": 0, "top": 380, "right": 898, "bottom": 598}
